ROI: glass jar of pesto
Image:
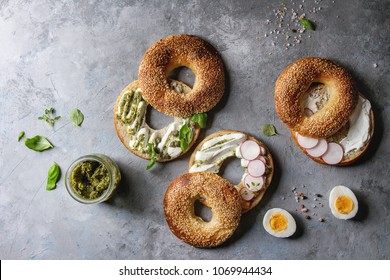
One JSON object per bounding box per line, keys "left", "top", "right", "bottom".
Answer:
{"left": 65, "top": 154, "right": 121, "bottom": 204}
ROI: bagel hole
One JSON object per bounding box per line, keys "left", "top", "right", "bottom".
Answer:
{"left": 168, "top": 66, "right": 195, "bottom": 89}
{"left": 146, "top": 107, "right": 173, "bottom": 130}
{"left": 219, "top": 157, "right": 243, "bottom": 186}
{"left": 194, "top": 199, "right": 212, "bottom": 222}
{"left": 301, "top": 82, "right": 329, "bottom": 116}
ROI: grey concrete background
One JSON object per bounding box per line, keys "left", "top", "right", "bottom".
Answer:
{"left": 0, "top": 0, "right": 389, "bottom": 260}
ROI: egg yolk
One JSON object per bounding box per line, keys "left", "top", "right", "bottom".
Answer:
{"left": 269, "top": 213, "right": 288, "bottom": 232}
{"left": 335, "top": 196, "right": 354, "bottom": 214}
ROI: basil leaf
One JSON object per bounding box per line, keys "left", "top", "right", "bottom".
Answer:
{"left": 190, "top": 113, "right": 207, "bottom": 128}
{"left": 261, "top": 124, "right": 277, "bottom": 137}
{"left": 18, "top": 131, "right": 25, "bottom": 142}
{"left": 179, "top": 124, "right": 191, "bottom": 151}
{"left": 300, "top": 18, "right": 315, "bottom": 30}
{"left": 24, "top": 135, "right": 53, "bottom": 152}
{"left": 146, "top": 143, "right": 157, "bottom": 170}
{"left": 70, "top": 108, "right": 84, "bottom": 126}
{"left": 46, "top": 162, "right": 60, "bottom": 190}
{"left": 38, "top": 107, "right": 60, "bottom": 127}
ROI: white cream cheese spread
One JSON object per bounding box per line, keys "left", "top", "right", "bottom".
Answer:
{"left": 189, "top": 132, "right": 247, "bottom": 173}
{"left": 340, "top": 96, "right": 371, "bottom": 154}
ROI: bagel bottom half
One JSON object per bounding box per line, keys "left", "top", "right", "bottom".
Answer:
{"left": 114, "top": 80, "right": 200, "bottom": 162}
{"left": 164, "top": 172, "right": 241, "bottom": 248}
{"left": 291, "top": 88, "right": 374, "bottom": 166}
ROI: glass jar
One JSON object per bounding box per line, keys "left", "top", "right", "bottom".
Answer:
{"left": 65, "top": 154, "right": 121, "bottom": 204}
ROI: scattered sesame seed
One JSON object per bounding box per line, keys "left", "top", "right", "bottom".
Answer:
{"left": 373, "top": 63, "right": 378, "bottom": 68}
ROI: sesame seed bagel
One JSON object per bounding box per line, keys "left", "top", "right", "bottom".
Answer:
{"left": 275, "top": 57, "right": 358, "bottom": 138}
{"left": 139, "top": 34, "right": 225, "bottom": 118}
{"left": 164, "top": 172, "right": 241, "bottom": 248}
{"left": 114, "top": 80, "right": 200, "bottom": 163}
{"left": 188, "top": 130, "right": 274, "bottom": 213}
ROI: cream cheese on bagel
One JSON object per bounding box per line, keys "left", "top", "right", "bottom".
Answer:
{"left": 115, "top": 80, "right": 200, "bottom": 162}
{"left": 188, "top": 130, "right": 274, "bottom": 213}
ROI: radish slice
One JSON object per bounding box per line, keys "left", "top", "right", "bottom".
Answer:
{"left": 304, "top": 108, "right": 314, "bottom": 116}
{"left": 256, "top": 155, "right": 267, "bottom": 164}
{"left": 306, "top": 139, "right": 328, "bottom": 158}
{"left": 247, "top": 160, "right": 266, "bottom": 177}
{"left": 241, "top": 159, "right": 249, "bottom": 168}
{"left": 244, "top": 174, "right": 264, "bottom": 192}
{"left": 321, "top": 142, "right": 344, "bottom": 165}
{"left": 297, "top": 133, "right": 319, "bottom": 149}
{"left": 240, "top": 140, "right": 261, "bottom": 161}
{"left": 235, "top": 145, "right": 242, "bottom": 158}
{"left": 240, "top": 187, "right": 255, "bottom": 201}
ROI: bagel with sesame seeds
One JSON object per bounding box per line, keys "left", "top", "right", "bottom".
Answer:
{"left": 164, "top": 172, "right": 241, "bottom": 248}
{"left": 138, "top": 34, "right": 225, "bottom": 118}
{"left": 274, "top": 57, "right": 358, "bottom": 138}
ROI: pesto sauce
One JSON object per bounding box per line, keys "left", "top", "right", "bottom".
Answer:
{"left": 70, "top": 160, "right": 110, "bottom": 200}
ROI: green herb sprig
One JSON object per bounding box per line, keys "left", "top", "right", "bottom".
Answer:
{"left": 25, "top": 135, "right": 53, "bottom": 152}
{"left": 70, "top": 108, "right": 84, "bottom": 126}
{"left": 38, "top": 107, "right": 61, "bottom": 127}
{"left": 299, "top": 18, "right": 315, "bottom": 30}
{"left": 18, "top": 131, "right": 25, "bottom": 142}
{"left": 146, "top": 143, "right": 157, "bottom": 170}
{"left": 179, "top": 124, "right": 191, "bottom": 151}
{"left": 261, "top": 124, "right": 277, "bottom": 137}
{"left": 190, "top": 113, "right": 207, "bottom": 128}
{"left": 46, "top": 162, "right": 60, "bottom": 190}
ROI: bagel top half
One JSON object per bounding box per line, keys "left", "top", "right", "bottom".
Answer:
{"left": 138, "top": 34, "right": 225, "bottom": 118}
{"left": 275, "top": 57, "right": 358, "bottom": 138}
{"left": 114, "top": 80, "right": 200, "bottom": 162}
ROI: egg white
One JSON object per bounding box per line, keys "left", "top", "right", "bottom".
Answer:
{"left": 329, "top": 185, "right": 358, "bottom": 220}
{"left": 263, "top": 208, "right": 296, "bottom": 238}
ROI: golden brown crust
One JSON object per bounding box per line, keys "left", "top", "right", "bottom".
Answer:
{"left": 275, "top": 57, "right": 358, "bottom": 138}
{"left": 188, "top": 130, "right": 274, "bottom": 213}
{"left": 139, "top": 34, "right": 225, "bottom": 118}
{"left": 113, "top": 80, "right": 200, "bottom": 162}
{"left": 290, "top": 109, "right": 374, "bottom": 166}
{"left": 164, "top": 172, "right": 241, "bottom": 248}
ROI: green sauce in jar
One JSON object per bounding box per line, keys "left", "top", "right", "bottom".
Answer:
{"left": 65, "top": 154, "right": 121, "bottom": 204}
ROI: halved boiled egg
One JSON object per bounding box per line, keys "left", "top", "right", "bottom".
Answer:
{"left": 263, "top": 208, "right": 296, "bottom": 238}
{"left": 329, "top": 185, "right": 358, "bottom": 220}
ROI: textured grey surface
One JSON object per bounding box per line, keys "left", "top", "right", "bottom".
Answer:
{"left": 0, "top": 0, "right": 389, "bottom": 260}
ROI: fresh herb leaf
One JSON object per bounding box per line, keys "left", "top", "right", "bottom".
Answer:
{"left": 38, "top": 107, "right": 61, "bottom": 127}
{"left": 261, "top": 124, "right": 277, "bottom": 137}
{"left": 18, "top": 131, "right": 25, "bottom": 142}
{"left": 300, "top": 18, "right": 315, "bottom": 30}
{"left": 281, "top": 2, "right": 286, "bottom": 7}
{"left": 190, "top": 113, "right": 207, "bottom": 128}
{"left": 146, "top": 143, "right": 157, "bottom": 170}
{"left": 46, "top": 162, "right": 60, "bottom": 190}
{"left": 24, "top": 135, "right": 53, "bottom": 152}
{"left": 70, "top": 108, "right": 84, "bottom": 126}
{"left": 179, "top": 124, "right": 191, "bottom": 151}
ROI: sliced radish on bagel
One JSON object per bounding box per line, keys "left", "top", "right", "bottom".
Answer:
{"left": 304, "top": 108, "right": 314, "bottom": 117}
{"left": 321, "top": 142, "right": 344, "bottom": 165}
{"left": 240, "top": 187, "right": 255, "bottom": 201}
{"left": 256, "top": 155, "right": 267, "bottom": 164}
{"left": 244, "top": 174, "right": 264, "bottom": 192}
{"left": 306, "top": 138, "right": 328, "bottom": 158}
{"left": 247, "top": 160, "right": 266, "bottom": 177}
{"left": 240, "top": 140, "right": 261, "bottom": 160}
{"left": 297, "top": 133, "right": 319, "bottom": 149}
